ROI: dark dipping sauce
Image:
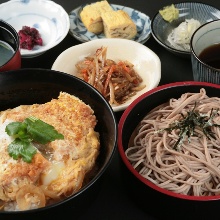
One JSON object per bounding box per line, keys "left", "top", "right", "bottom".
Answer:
{"left": 198, "top": 43, "right": 220, "bottom": 69}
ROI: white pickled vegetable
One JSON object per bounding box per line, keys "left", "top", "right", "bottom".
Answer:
{"left": 167, "top": 18, "right": 201, "bottom": 51}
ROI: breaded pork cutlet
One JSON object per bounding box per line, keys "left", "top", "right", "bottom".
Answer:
{"left": 0, "top": 92, "right": 100, "bottom": 211}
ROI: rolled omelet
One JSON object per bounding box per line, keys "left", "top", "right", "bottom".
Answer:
{"left": 80, "top": 0, "right": 113, "bottom": 34}
{"left": 102, "top": 10, "right": 137, "bottom": 39}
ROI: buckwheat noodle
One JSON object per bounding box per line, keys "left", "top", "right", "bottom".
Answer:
{"left": 126, "top": 88, "right": 220, "bottom": 196}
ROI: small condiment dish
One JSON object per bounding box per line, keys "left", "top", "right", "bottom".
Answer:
{"left": 0, "top": 0, "right": 70, "bottom": 58}
{"left": 151, "top": 2, "right": 220, "bottom": 58}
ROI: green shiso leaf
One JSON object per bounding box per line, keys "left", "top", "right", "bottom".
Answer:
{"left": 5, "top": 116, "right": 64, "bottom": 163}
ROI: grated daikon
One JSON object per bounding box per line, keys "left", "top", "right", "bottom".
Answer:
{"left": 167, "top": 18, "right": 201, "bottom": 51}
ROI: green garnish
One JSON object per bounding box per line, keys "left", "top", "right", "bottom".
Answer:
{"left": 5, "top": 116, "right": 64, "bottom": 163}
{"left": 157, "top": 103, "right": 220, "bottom": 150}
{"left": 159, "top": 4, "right": 179, "bottom": 23}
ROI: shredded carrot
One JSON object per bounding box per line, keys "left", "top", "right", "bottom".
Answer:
{"left": 81, "top": 69, "right": 89, "bottom": 81}
{"left": 118, "top": 61, "right": 130, "bottom": 73}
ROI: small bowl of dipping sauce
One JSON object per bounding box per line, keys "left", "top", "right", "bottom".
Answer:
{"left": 190, "top": 19, "right": 220, "bottom": 83}
{"left": 0, "top": 20, "right": 21, "bottom": 72}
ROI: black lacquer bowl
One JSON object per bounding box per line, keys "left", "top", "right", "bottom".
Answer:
{"left": 118, "top": 81, "right": 220, "bottom": 220}
{"left": 0, "top": 68, "right": 117, "bottom": 220}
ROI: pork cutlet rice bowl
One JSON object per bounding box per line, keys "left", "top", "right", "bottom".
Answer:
{"left": 0, "top": 68, "right": 117, "bottom": 219}
{"left": 118, "top": 81, "right": 220, "bottom": 220}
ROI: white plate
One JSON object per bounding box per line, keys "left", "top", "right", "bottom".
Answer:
{"left": 52, "top": 38, "right": 161, "bottom": 112}
{"left": 0, "top": 0, "right": 70, "bottom": 58}
{"left": 69, "top": 4, "right": 151, "bottom": 44}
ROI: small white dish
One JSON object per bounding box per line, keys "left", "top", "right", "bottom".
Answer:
{"left": 69, "top": 3, "right": 151, "bottom": 44}
{"left": 51, "top": 38, "right": 161, "bottom": 112}
{"left": 0, "top": 0, "right": 70, "bottom": 58}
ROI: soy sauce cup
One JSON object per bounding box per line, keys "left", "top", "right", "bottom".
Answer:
{"left": 0, "top": 20, "right": 21, "bottom": 72}
{"left": 190, "top": 19, "right": 220, "bottom": 84}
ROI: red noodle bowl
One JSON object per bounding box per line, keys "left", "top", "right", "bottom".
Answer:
{"left": 118, "top": 81, "right": 220, "bottom": 201}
